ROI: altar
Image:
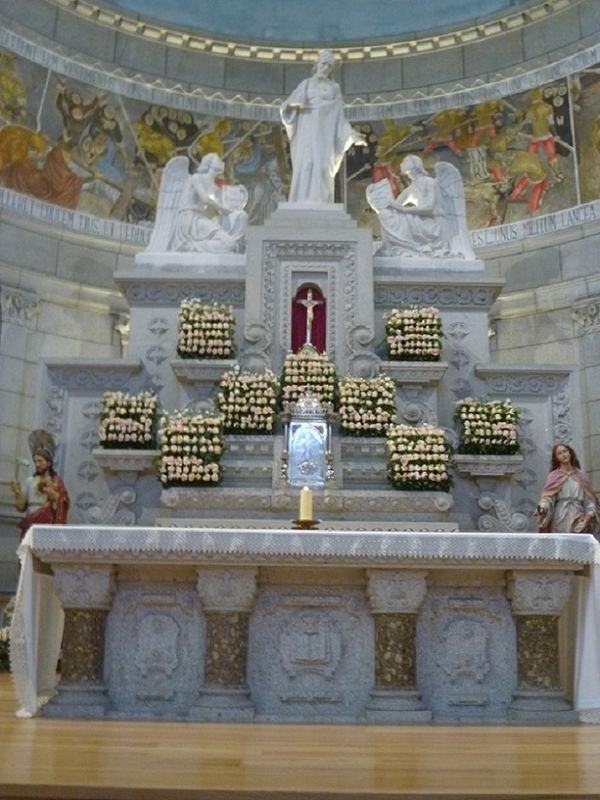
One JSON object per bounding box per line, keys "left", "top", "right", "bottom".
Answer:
{"left": 10, "top": 525, "right": 600, "bottom": 725}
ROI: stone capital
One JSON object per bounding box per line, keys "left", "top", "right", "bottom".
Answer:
{"left": 197, "top": 567, "right": 258, "bottom": 612}
{"left": 52, "top": 565, "right": 116, "bottom": 609}
{"left": 366, "top": 570, "right": 428, "bottom": 614}
{"left": 508, "top": 571, "right": 573, "bottom": 615}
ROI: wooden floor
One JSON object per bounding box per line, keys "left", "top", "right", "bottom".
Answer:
{"left": 1, "top": 675, "right": 600, "bottom": 800}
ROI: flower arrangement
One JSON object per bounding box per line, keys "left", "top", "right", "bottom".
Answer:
{"left": 177, "top": 299, "right": 235, "bottom": 359}
{"left": 279, "top": 346, "right": 337, "bottom": 410}
{"left": 387, "top": 423, "right": 452, "bottom": 491}
{"left": 157, "top": 410, "right": 223, "bottom": 486}
{"left": 98, "top": 390, "right": 157, "bottom": 449}
{"left": 215, "top": 366, "right": 279, "bottom": 434}
{"left": 338, "top": 375, "right": 397, "bottom": 436}
{"left": 384, "top": 306, "right": 442, "bottom": 361}
{"left": 454, "top": 398, "right": 521, "bottom": 455}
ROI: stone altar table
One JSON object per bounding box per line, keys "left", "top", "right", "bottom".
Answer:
{"left": 10, "top": 526, "right": 600, "bottom": 725}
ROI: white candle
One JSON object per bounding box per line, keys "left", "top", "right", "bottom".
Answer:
{"left": 299, "top": 486, "right": 313, "bottom": 521}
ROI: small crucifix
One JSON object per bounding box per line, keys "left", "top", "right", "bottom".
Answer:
{"left": 298, "top": 289, "right": 323, "bottom": 347}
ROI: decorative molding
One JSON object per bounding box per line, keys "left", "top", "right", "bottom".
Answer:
{"left": 0, "top": 1, "right": 590, "bottom": 99}
{"left": 475, "top": 365, "right": 571, "bottom": 396}
{"left": 45, "top": 358, "right": 143, "bottom": 390}
{"left": 573, "top": 296, "right": 600, "bottom": 333}
{"left": 374, "top": 284, "right": 501, "bottom": 308}
{"left": 197, "top": 567, "right": 257, "bottom": 612}
{"left": 52, "top": 565, "right": 116, "bottom": 609}
{"left": 0, "top": 286, "right": 39, "bottom": 327}
{"left": 367, "top": 570, "right": 428, "bottom": 614}
{"left": 171, "top": 359, "right": 236, "bottom": 383}
{"left": 114, "top": 274, "right": 245, "bottom": 307}
{"left": 381, "top": 361, "right": 447, "bottom": 385}
{"left": 92, "top": 448, "right": 160, "bottom": 472}
{"left": 453, "top": 454, "right": 524, "bottom": 479}
{"left": 508, "top": 572, "right": 573, "bottom": 616}
{"left": 477, "top": 494, "right": 530, "bottom": 533}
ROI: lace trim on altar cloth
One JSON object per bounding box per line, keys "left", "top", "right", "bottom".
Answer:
{"left": 579, "top": 710, "right": 600, "bottom": 724}
{"left": 23, "top": 527, "right": 600, "bottom": 566}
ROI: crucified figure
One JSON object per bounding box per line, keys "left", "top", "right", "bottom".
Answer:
{"left": 298, "top": 289, "right": 323, "bottom": 346}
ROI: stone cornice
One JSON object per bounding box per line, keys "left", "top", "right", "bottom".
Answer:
{"left": 0, "top": 6, "right": 595, "bottom": 119}
{"left": 44, "top": 358, "right": 143, "bottom": 389}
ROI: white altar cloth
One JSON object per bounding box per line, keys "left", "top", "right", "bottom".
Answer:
{"left": 9, "top": 526, "right": 600, "bottom": 721}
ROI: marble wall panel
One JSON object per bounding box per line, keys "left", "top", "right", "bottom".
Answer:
{"left": 165, "top": 49, "right": 226, "bottom": 89}
{"left": 522, "top": 9, "right": 582, "bottom": 61}
{"left": 54, "top": 9, "right": 117, "bottom": 63}
{"left": 401, "top": 48, "right": 465, "bottom": 90}
{"left": 114, "top": 33, "right": 167, "bottom": 78}
{"left": 463, "top": 31, "right": 524, "bottom": 77}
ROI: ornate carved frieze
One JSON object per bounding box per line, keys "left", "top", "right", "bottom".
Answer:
{"left": 0, "top": 286, "right": 39, "bottom": 328}
{"left": 52, "top": 565, "right": 116, "bottom": 609}
{"left": 45, "top": 359, "right": 142, "bottom": 390}
{"left": 374, "top": 285, "right": 499, "bottom": 308}
{"left": 367, "top": 570, "right": 428, "bottom": 614}
{"left": 475, "top": 367, "right": 570, "bottom": 397}
{"left": 573, "top": 296, "right": 600, "bottom": 333}
{"left": 118, "top": 280, "right": 244, "bottom": 307}
{"left": 508, "top": 572, "right": 573, "bottom": 615}
{"left": 197, "top": 567, "right": 258, "bottom": 612}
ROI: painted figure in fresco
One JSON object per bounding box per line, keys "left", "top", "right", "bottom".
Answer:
{"left": 0, "top": 125, "right": 84, "bottom": 208}
{"left": 521, "top": 87, "right": 565, "bottom": 182}
{"left": 0, "top": 54, "right": 27, "bottom": 122}
{"left": 55, "top": 78, "right": 104, "bottom": 149}
{"left": 535, "top": 443, "right": 600, "bottom": 536}
{"left": 422, "top": 109, "right": 466, "bottom": 157}
{"left": 280, "top": 49, "right": 367, "bottom": 203}
{"left": 145, "top": 153, "right": 248, "bottom": 254}
{"left": 10, "top": 430, "right": 70, "bottom": 539}
{"left": 367, "top": 154, "right": 474, "bottom": 259}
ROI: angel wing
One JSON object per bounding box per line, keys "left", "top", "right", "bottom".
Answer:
{"left": 433, "top": 161, "right": 476, "bottom": 259}
{"left": 144, "top": 156, "right": 190, "bottom": 253}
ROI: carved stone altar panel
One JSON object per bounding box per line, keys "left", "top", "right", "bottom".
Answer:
{"left": 104, "top": 586, "right": 203, "bottom": 716}
{"left": 417, "top": 584, "right": 516, "bottom": 721}
{"left": 248, "top": 587, "right": 373, "bottom": 720}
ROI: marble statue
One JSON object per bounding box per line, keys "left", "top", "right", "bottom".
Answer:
{"left": 280, "top": 50, "right": 366, "bottom": 204}
{"left": 145, "top": 153, "right": 248, "bottom": 254}
{"left": 367, "top": 155, "right": 475, "bottom": 259}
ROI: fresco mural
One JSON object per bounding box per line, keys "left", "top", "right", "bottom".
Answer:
{"left": 0, "top": 47, "right": 596, "bottom": 236}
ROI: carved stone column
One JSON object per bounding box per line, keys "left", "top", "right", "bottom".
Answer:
{"left": 191, "top": 567, "right": 257, "bottom": 721}
{"left": 43, "top": 565, "right": 115, "bottom": 718}
{"left": 507, "top": 571, "right": 577, "bottom": 722}
{"left": 365, "top": 570, "right": 431, "bottom": 722}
